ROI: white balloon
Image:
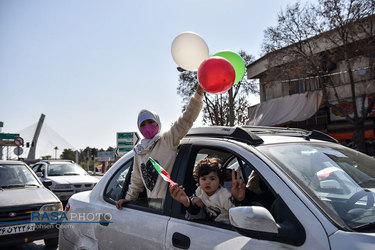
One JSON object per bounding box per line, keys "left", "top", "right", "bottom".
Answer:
{"left": 171, "top": 31, "right": 209, "bottom": 71}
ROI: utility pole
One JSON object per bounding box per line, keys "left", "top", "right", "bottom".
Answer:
{"left": 75, "top": 150, "right": 79, "bottom": 164}
{"left": 228, "top": 88, "right": 234, "bottom": 126}
{"left": 86, "top": 150, "right": 90, "bottom": 172}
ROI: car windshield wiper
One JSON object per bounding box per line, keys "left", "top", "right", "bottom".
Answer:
{"left": 63, "top": 173, "right": 80, "bottom": 175}
{"left": 25, "top": 183, "right": 39, "bottom": 187}
{"left": 353, "top": 222, "right": 375, "bottom": 231}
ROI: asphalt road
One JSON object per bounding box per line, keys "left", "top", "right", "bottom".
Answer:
{"left": 3, "top": 240, "right": 57, "bottom": 250}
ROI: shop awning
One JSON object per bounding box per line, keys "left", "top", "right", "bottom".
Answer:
{"left": 247, "top": 91, "right": 323, "bottom": 126}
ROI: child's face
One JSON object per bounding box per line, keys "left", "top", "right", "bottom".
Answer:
{"left": 199, "top": 171, "right": 220, "bottom": 196}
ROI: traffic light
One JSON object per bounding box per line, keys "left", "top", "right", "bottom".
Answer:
{"left": 91, "top": 148, "right": 97, "bottom": 160}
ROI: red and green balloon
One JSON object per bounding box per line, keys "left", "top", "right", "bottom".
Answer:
{"left": 197, "top": 57, "right": 235, "bottom": 94}
{"left": 171, "top": 32, "right": 245, "bottom": 94}
{"left": 212, "top": 50, "right": 246, "bottom": 85}
{"left": 198, "top": 51, "right": 245, "bottom": 94}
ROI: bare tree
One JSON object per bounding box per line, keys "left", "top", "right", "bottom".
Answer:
{"left": 177, "top": 51, "right": 259, "bottom": 126}
{"left": 262, "top": 0, "right": 375, "bottom": 153}
{"left": 317, "top": 0, "right": 375, "bottom": 152}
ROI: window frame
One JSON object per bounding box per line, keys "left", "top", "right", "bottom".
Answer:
{"left": 169, "top": 143, "right": 275, "bottom": 230}
{"left": 102, "top": 157, "right": 170, "bottom": 216}
{"left": 103, "top": 158, "right": 134, "bottom": 204}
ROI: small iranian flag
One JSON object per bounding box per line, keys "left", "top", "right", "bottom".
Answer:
{"left": 149, "top": 157, "right": 176, "bottom": 186}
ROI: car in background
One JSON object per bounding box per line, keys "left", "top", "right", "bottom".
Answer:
{"left": 59, "top": 126, "right": 375, "bottom": 249}
{"left": 0, "top": 160, "right": 62, "bottom": 247}
{"left": 31, "top": 160, "right": 99, "bottom": 203}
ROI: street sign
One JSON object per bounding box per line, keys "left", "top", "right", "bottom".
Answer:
{"left": 14, "top": 137, "right": 24, "bottom": 146}
{"left": 118, "top": 148, "right": 132, "bottom": 153}
{"left": 14, "top": 147, "right": 23, "bottom": 156}
{"left": 0, "top": 141, "right": 16, "bottom": 146}
{"left": 0, "top": 133, "right": 20, "bottom": 140}
{"left": 97, "top": 151, "right": 115, "bottom": 162}
{"left": 116, "top": 132, "right": 140, "bottom": 156}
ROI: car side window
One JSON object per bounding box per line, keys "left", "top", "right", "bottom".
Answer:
{"left": 32, "top": 164, "right": 45, "bottom": 177}
{"left": 104, "top": 158, "right": 163, "bottom": 211}
{"left": 32, "top": 164, "right": 41, "bottom": 172}
{"left": 104, "top": 159, "right": 133, "bottom": 203}
{"left": 186, "top": 149, "right": 251, "bottom": 197}
{"left": 174, "top": 146, "right": 277, "bottom": 226}
{"left": 175, "top": 148, "right": 247, "bottom": 226}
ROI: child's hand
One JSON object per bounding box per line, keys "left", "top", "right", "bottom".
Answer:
{"left": 231, "top": 167, "right": 246, "bottom": 202}
{"left": 169, "top": 183, "right": 190, "bottom": 207}
{"left": 191, "top": 197, "right": 204, "bottom": 208}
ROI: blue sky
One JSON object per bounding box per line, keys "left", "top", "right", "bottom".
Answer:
{"left": 1, "top": 0, "right": 310, "bottom": 152}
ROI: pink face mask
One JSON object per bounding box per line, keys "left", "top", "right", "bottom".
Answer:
{"left": 140, "top": 124, "right": 158, "bottom": 139}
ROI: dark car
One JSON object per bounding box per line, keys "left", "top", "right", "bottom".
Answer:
{"left": 0, "top": 160, "right": 63, "bottom": 247}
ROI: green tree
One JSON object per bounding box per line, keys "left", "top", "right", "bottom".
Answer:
{"left": 177, "top": 51, "right": 259, "bottom": 126}
{"left": 41, "top": 155, "right": 52, "bottom": 160}
{"left": 60, "top": 149, "right": 76, "bottom": 161}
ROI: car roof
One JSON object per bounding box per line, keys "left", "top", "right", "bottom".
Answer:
{"left": 37, "top": 160, "right": 75, "bottom": 164}
{"left": 185, "top": 125, "right": 338, "bottom": 146}
{"left": 0, "top": 160, "right": 27, "bottom": 165}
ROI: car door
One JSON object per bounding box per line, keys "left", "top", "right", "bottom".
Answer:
{"left": 165, "top": 141, "right": 331, "bottom": 249}
{"left": 94, "top": 157, "right": 170, "bottom": 250}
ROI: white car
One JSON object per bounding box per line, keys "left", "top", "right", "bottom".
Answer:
{"left": 32, "top": 160, "right": 99, "bottom": 202}
{"left": 0, "top": 160, "right": 62, "bottom": 247}
{"left": 59, "top": 126, "right": 375, "bottom": 249}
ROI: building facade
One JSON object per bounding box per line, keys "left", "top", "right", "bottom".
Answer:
{"left": 246, "top": 15, "right": 375, "bottom": 155}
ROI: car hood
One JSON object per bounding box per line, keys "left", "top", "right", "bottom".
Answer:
{"left": 0, "top": 187, "right": 59, "bottom": 207}
{"left": 47, "top": 175, "right": 99, "bottom": 184}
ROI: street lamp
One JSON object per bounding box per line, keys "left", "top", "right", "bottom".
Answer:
{"left": 54, "top": 146, "right": 59, "bottom": 159}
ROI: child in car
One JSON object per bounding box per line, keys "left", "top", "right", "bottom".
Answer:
{"left": 169, "top": 158, "right": 245, "bottom": 223}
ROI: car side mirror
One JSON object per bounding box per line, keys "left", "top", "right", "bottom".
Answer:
{"left": 229, "top": 206, "right": 305, "bottom": 246}
{"left": 229, "top": 206, "right": 278, "bottom": 233}
{"left": 42, "top": 180, "right": 53, "bottom": 188}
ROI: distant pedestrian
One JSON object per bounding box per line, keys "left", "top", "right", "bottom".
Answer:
{"left": 101, "top": 162, "right": 106, "bottom": 174}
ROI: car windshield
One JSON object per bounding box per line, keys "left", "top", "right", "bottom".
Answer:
{"left": 47, "top": 163, "right": 88, "bottom": 176}
{"left": 0, "top": 164, "right": 40, "bottom": 188}
{"left": 259, "top": 142, "right": 375, "bottom": 231}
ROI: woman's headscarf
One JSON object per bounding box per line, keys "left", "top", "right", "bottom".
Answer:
{"left": 134, "top": 109, "right": 161, "bottom": 154}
